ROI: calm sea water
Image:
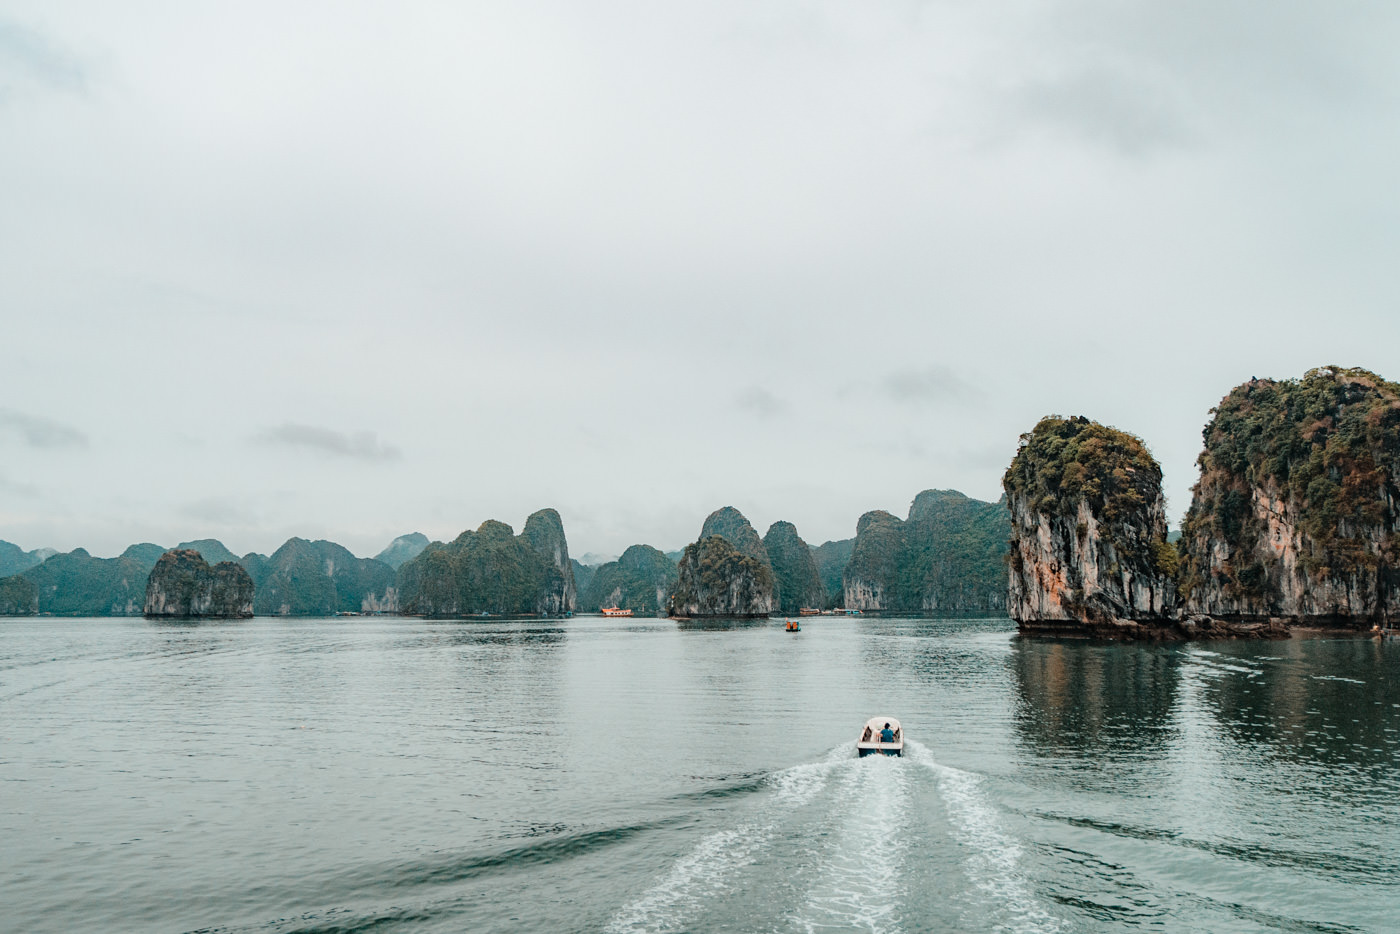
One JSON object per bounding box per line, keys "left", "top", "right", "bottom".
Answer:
{"left": 1, "top": 616, "right": 1396, "bottom": 933}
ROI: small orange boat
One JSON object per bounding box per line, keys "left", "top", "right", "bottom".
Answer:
{"left": 785, "top": 619, "right": 800, "bottom": 632}
{"left": 601, "top": 606, "right": 633, "bottom": 617}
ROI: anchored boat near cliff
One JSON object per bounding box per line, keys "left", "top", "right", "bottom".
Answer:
{"left": 601, "top": 606, "right": 633, "bottom": 617}
{"left": 856, "top": 716, "right": 903, "bottom": 757}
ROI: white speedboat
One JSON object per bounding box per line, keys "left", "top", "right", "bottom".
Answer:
{"left": 856, "top": 716, "right": 903, "bottom": 757}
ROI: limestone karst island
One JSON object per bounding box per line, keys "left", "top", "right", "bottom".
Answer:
{"left": 3, "top": 365, "right": 1398, "bottom": 642}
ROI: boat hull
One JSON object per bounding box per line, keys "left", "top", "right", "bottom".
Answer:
{"left": 856, "top": 743, "right": 903, "bottom": 757}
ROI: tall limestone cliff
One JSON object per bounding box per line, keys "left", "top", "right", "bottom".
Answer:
{"left": 580, "top": 544, "right": 678, "bottom": 616}
{"left": 668, "top": 507, "right": 774, "bottom": 617}
{"left": 519, "top": 509, "right": 577, "bottom": 615}
{"left": 763, "top": 521, "right": 825, "bottom": 613}
{"left": 1179, "top": 366, "right": 1400, "bottom": 626}
{"left": 395, "top": 510, "right": 576, "bottom": 617}
{"left": 842, "top": 490, "right": 1009, "bottom": 613}
{"left": 144, "top": 549, "right": 254, "bottom": 618}
{"left": 812, "top": 538, "right": 854, "bottom": 608}
{"left": 241, "top": 539, "right": 397, "bottom": 615}
{"left": 1003, "top": 416, "right": 1178, "bottom": 635}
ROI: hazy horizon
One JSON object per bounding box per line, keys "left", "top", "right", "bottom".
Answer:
{"left": 3, "top": 3, "right": 1397, "bottom": 561}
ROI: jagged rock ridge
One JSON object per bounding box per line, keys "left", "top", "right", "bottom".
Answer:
{"left": 145, "top": 550, "right": 254, "bottom": 618}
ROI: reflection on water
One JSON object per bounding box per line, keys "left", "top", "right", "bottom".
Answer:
{"left": 1012, "top": 641, "right": 1183, "bottom": 760}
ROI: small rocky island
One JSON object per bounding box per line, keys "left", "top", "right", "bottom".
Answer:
{"left": 668, "top": 507, "right": 776, "bottom": 617}
{"left": 1004, "top": 416, "right": 1181, "bottom": 638}
{"left": 1007, "top": 365, "right": 1400, "bottom": 639}
{"left": 144, "top": 549, "right": 255, "bottom": 618}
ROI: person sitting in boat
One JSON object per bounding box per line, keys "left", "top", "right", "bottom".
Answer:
{"left": 880, "top": 723, "right": 895, "bottom": 743}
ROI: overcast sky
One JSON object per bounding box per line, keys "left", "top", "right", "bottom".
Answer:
{"left": 2, "top": 1, "right": 1398, "bottom": 561}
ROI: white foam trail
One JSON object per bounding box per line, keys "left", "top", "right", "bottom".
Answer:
{"left": 606, "top": 825, "right": 771, "bottom": 934}
{"left": 792, "top": 754, "right": 910, "bottom": 934}
{"left": 608, "top": 747, "right": 845, "bottom": 933}
{"left": 908, "top": 742, "right": 1062, "bottom": 934}
{"left": 769, "top": 744, "right": 850, "bottom": 808}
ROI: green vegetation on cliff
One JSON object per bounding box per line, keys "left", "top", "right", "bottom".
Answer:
{"left": 1180, "top": 366, "right": 1400, "bottom": 600}
{"left": 396, "top": 512, "right": 575, "bottom": 617}
{"left": 242, "top": 539, "right": 395, "bottom": 615}
{"left": 579, "top": 545, "right": 678, "bottom": 615}
{"left": 0, "top": 540, "right": 55, "bottom": 578}
{"left": 1005, "top": 416, "right": 1174, "bottom": 577}
{"left": 17, "top": 549, "right": 149, "bottom": 616}
{"left": 669, "top": 535, "right": 774, "bottom": 617}
{"left": 0, "top": 574, "right": 38, "bottom": 615}
{"left": 843, "top": 490, "right": 1010, "bottom": 612}
{"left": 763, "top": 521, "right": 824, "bottom": 613}
{"left": 699, "top": 507, "right": 770, "bottom": 565}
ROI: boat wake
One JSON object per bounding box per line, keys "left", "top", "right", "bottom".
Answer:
{"left": 606, "top": 746, "right": 849, "bottom": 934}
{"left": 610, "top": 743, "right": 1063, "bottom": 934}
{"left": 907, "top": 742, "right": 1063, "bottom": 934}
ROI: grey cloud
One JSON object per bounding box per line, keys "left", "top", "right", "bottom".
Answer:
{"left": 735, "top": 387, "right": 788, "bottom": 418}
{"left": 0, "top": 19, "right": 86, "bottom": 97}
{"left": 255, "top": 424, "right": 402, "bottom": 462}
{"left": 882, "top": 367, "right": 979, "bottom": 406}
{"left": 0, "top": 409, "right": 88, "bottom": 448}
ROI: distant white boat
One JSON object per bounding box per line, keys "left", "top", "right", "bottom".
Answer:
{"left": 856, "top": 716, "right": 903, "bottom": 757}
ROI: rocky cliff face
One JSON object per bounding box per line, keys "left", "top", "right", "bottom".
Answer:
{"left": 763, "top": 521, "right": 825, "bottom": 613}
{"left": 841, "top": 490, "right": 1009, "bottom": 613}
{"left": 580, "top": 544, "right": 678, "bottom": 616}
{"left": 520, "top": 509, "right": 577, "bottom": 615}
{"left": 396, "top": 510, "right": 576, "bottom": 617}
{"left": 242, "top": 539, "right": 397, "bottom": 616}
{"left": 669, "top": 535, "right": 775, "bottom": 617}
{"left": 0, "top": 575, "right": 38, "bottom": 615}
{"left": 843, "top": 511, "right": 902, "bottom": 610}
{"left": 144, "top": 549, "right": 254, "bottom": 618}
{"left": 1004, "top": 416, "right": 1177, "bottom": 633}
{"left": 1179, "top": 367, "right": 1400, "bottom": 626}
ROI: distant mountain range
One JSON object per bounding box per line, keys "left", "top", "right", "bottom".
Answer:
{"left": 0, "top": 487, "right": 1012, "bottom": 618}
